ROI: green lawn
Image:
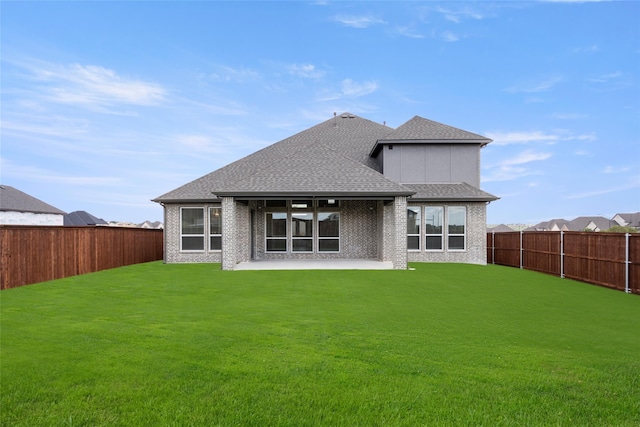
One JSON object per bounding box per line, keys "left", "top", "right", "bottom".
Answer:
{"left": 1, "top": 262, "right": 638, "bottom": 426}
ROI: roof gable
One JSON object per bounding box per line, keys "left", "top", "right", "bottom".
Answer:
{"left": 0, "top": 185, "right": 66, "bottom": 215}
{"left": 154, "top": 113, "right": 396, "bottom": 202}
{"left": 370, "top": 116, "right": 491, "bottom": 157}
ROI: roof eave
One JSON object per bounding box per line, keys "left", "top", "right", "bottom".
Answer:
{"left": 370, "top": 138, "right": 492, "bottom": 157}
{"left": 212, "top": 190, "right": 416, "bottom": 199}
{"left": 409, "top": 196, "right": 500, "bottom": 202}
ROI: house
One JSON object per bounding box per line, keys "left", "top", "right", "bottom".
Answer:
{"left": 525, "top": 219, "right": 571, "bottom": 232}
{"left": 487, "top": 224, "right": 515, "bottom": 233}
{"left": 153, "top": 113, "right": 499, "bottom": 270}
{"left": 64, "top": 210, "right": 108, "bottom": 226}
{"left": 139, "top": 220, "right": 164, "bottom": 229}
{"left": 0, "top": 185, "right": 66, "bottom": 226}
{"left": 612, "top": 212, "right": 640, "bottom": 230}
{"left": 566, "top": 216, "right": 612, "bottom": 232}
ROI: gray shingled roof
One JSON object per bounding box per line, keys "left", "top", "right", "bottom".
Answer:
{"left": 0, "top": 185, "right": 66, "bottom": 215}
{"left": 153, "top": 114, "right": 495, "bottom": 203}
{"left": 213, "top": 139, "right": 413, "bottom": 197}
{"left": 64, "top": 210, "right": 108, "bottom": 226}
{"left": 404, "top": 183, "right": 498, "bottom": 202}
{"left": 370, "top": 116, "right": 491, "bottom": 157}
{"left": 154, "top": 113, "right": 399, "bottom": 202}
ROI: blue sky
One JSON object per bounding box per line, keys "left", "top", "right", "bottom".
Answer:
{"left": 1, "top": 1, "right": 638, "bottom": 225}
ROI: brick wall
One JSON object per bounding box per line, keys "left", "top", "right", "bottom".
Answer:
{"left": 164, "top": 203, "right": 221, "bottom": 263}
{"left": 407, "top": 202, "right": 487, "bottom": 264}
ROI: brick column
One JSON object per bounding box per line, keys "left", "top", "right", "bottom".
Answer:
{"left": 393, "top": 196, "right": 408, "bottom": 269}
{"left": 221, "top": 197, "right": 237, "bottom": 270}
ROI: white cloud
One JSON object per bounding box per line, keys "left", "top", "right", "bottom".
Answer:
{"left": 567, "top": 177, "right": 640, "bottom": 199}
{"left": 440, "top": 31, "right": 461, "bottom": 42}
{"left": 209, "top": 65, "right": 259, "bottom": 82}
{"left": 498, "top": 150, "right": 553, "bottom": 166}
{"left": 1, "top": 159, "right": 122, "bottom": 186}
{"left": 394, "top": 26, "right": 425, "bottom": 39}
{"left": 483, "top": 150, "right": 551, "bottom": 182}
{"left": 287, "top": 63, "right": 325, "bottom": 79}
{"left": 436, "top": 6, "right": 488, "bottom": 22}
{"left": 506, "top": 75, "right": 563, "bottom": 93}
{"left": 486, "top": 131, "right": 558, "bottom": 145}
{"left": 550, "top": 112, "right": 588, "bottom": 120}
{"left": 28, "top": 61, "right": 165, "bottom": 107}
{"left": 486, "top": 130, "right": 596, "bottom": 145}
{"left": 573, "top": 44, "right": 600, "bottom": 53}
{"left": 332, "top": 15, "right": 386, "bottom": 28}
{"left": 318, "top": 79, "right": 378, "bottom": 101}
{"left": 602, "top": 165, "right": 630, "bottom": 174}
{"left": 341, "top": 79, "right": 378, "bottom": 97}
{"left": 587, "top": 71, "right": 622, "bottom": 83}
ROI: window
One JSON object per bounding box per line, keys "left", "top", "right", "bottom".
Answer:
{"left": 318, "top": 212, "right": 340, "bottom": 252}
{"left": 292, "top": 212, "right": 313, "bottom": 252}
{"left": 209, "top": 207, "right": 222, "bottom": 251}
{"left": 266, "top": 212, "right": 287, "bottom": 252}
{"left": 448, "top": 206, "right": 466, "bottom": 251}
{"left": 425, "top": 206, "right": 443, "bottom": 251}
{"left": 407, "top": 207, "right": 420, "bottom": 250}
{"left": 181, "top": 207, "right": 204, "bottom": 251}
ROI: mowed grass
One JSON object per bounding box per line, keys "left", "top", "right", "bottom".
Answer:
{"left": 1, "top": 262, "right": 639, "bottom": 426}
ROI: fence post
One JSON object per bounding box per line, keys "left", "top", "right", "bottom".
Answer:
{"left": 625, "top": 233, "right": 630, "bottom": 294}
{"left": 492, "top": 231, "right": 495, "bottom": 265}
{"left": 560, "top": 231, "right": 564, "bottom": 279}
{"left": 520, "top": 231, "right": 523, "bottom": 270}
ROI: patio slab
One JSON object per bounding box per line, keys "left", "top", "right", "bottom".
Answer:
{"left": 235, "top": 259, "right": 394, "bottom": 270}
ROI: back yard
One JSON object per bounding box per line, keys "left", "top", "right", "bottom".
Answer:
{"left": 1, "top": 262, "right": 638, "bottom": 426}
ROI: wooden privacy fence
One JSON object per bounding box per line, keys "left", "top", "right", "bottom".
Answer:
{"left": 487, "top": 231, "right": 639, "bottom": 294}
{"left": 0, "top": 226, "right": 164, "bottom": 290}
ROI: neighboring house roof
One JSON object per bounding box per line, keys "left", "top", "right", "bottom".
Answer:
{"left": 370, "top": 116, "right": 492, "bottom": 156}
{"left": 404, "top": 183, "right": 498, "bottom": 202}
{"left": 64, "top": 210, "right": 108, "bottom": 226}
{"left": 566, "top": 216, "right": 612, "bottom": 232}
{"left": 525, "top": 219, "right": 571, "bottom": 231}
{"left": 0, "top": 185, "right": 66, "bottom": 215}
{"left": 614, "top": 212, "right": 640, "bottom": 228}
{"left": 487, "top": 224, "right": 515, "bottom": 233}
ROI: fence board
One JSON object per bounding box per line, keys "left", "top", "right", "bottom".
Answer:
{"left": 488, "top": 231, "right": 638, "bottom": 294}
{"left": 0, "top": 226, "right": 163, "bottom": 289}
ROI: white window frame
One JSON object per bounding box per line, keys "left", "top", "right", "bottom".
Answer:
{"left": 180, "top": 207, "right": 205, "bottom": 252}
{"left": 447, "top": 206, "right": 467, "bottom": 252}
{"left": 425, "top": 206, "right": 444, "bottom": 252}
{"left": 407, "top": 206, "right": 421, "bottom": 251}
{"left": 209, "top": 206, "right": 222, "bottom": 252}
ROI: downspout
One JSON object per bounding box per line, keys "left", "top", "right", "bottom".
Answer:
{"left": 161, "top": 202, "right": 167, "bottom": 264}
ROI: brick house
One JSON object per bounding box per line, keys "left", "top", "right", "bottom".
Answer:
{"left": 153, "top": 113, "right": 498, "bottom": 270}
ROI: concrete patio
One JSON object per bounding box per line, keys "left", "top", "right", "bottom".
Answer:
{"left": 234, "top": 259, "right": 394, "bottom": 270}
